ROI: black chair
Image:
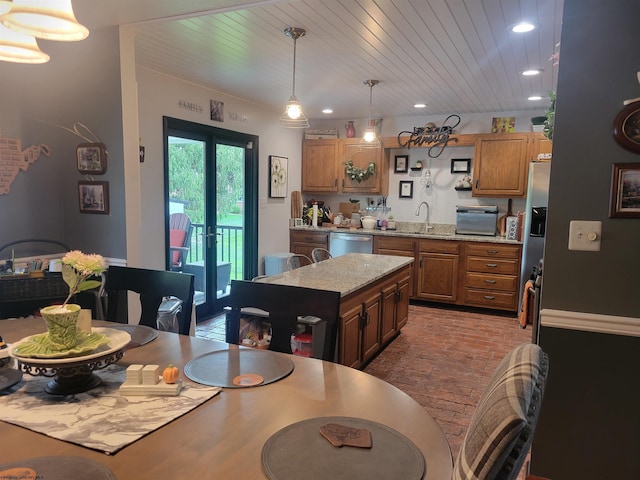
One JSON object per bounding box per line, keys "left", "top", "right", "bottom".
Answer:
{"left": 104, "top": 266, "right": 195, "bottom": 335}
{"left": 225, "top": 280, "right": 341, "bottom": 361}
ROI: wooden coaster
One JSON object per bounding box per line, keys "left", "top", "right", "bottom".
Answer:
{"left": 232, "top": 373, "right": 264, "bottom": 387}
{"left": 319, "top": 423, "right": 372, "bottom": 448}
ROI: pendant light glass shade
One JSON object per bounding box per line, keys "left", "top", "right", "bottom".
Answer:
{"left": 0, "top": 2, "right": 11, "bottom": 15}
{"left": 2, "top": 0, "right": 89, "bottom": 41}
{"left": 360, "top": 80, "right": 381, "bottom": 148}
{"left": 0, "top": 23, "right": 50, "bottom": 63}
{"left": 279, "top": 27, "right": 309, "bottom": 128}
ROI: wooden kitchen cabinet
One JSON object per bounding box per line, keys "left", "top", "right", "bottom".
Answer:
{"left": 339, "top": 263, "right": 411, "bottom": 369}
{"left": 472, "top": 133, "right": 530, "bottom": 197}
{"left": 415, "top": 239, "right": 460, "bottom": 303}
{"left": 301, "top": 139, "right": 340, "bottom": 193}
{"left": 373, "top": 236, "right": 416, "bottom": 297}
{"left": 289, "top": 230, "right": 329, "bottom": 258}
{"left": 462, "top": 242, "right": 522, "bottom": 311}
{"left": 530, "top": 132, "right": 552, "bottom": 161}
{"left": 301, "top": 138, "right": 387, "bottom": 195}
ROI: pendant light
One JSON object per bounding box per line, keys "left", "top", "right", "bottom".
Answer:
{"left": 0, "top": 2, "right": 49, "bottom": 64}
{"left": 360, "top": 80, "right": 381, "bottom": 148}
{"left": 279, "top": 27, "right": 309, "bottom": 128}
{"left": 2, "top": 0, "right": 89, "bottom": 42}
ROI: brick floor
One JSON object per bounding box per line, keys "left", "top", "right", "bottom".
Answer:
{"left": 196, "top": 301, "right": 532, "bottom": 476}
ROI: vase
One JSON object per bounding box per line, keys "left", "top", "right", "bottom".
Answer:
{"left": 345, "top": 121, "right": 356, "bottom": 138}
{"left": 40, "top": 304, "right": 81, "bottom": 351}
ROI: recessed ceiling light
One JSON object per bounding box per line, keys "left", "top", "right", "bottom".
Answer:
{"left": 512, "top": 22, "right": 535, "bottom": 33}
{"left": 528, "top": 96, "right": 543, "bottom": 101}
{"left": 322, "top": 108, "right": 333, "bottom": 114}
{"left": 522, "top": 69, "right": 542, "bottom": 76}
{"left": 414, "top": 103, "right": 426, "bottom": 108}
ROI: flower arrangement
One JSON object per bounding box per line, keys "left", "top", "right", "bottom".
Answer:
{"left": 60, "top": 250, "right": 106, "bottom": 306}
{"left": 344, "top": 160, "right": 376, "bottom": 183}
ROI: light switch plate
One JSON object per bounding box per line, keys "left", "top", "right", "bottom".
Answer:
{"left": 568, "top": 220, "right": 602, "bottom": 251}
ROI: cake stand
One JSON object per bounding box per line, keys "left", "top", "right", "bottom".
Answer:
{"left": 9, "top": 327, "right": 131, "bottom": 395}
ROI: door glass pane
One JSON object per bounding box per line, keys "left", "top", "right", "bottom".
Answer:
{"left": 216, "top": 144, "right": 245, "bottom": 296}
{"left": 168, "top": 136, "right": 207, "bottom": 308}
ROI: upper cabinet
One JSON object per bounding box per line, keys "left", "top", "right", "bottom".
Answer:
{"left": 301, "top": 139, "right": 388, "bottom": 195}
{"left": 530, "top": 132, "right": 553, "bottom": 162}
{"left": 472, "top": 133, "right": 531, "bottom": 197}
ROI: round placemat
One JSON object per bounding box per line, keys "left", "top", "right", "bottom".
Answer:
{"left": 262, "top": 416, "right": 426, "bottom": 480}
{"left": 0, "top": 456, "right": 115, "bottom": 480}
{"left": 0, "top": 368, "right": 22, "bottom": 391}
{"left": 184, "top": 348, "right": 294, "bottom": 388}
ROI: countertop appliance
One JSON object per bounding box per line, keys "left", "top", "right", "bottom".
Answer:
{"left": 329, "top": 232, "right": 373, "bottom": 257}
{"left": 518, "top": 161, "right": 550, "bottom": 324}
{"left": 455, "top": 205, "right": 498, "bottom": 236}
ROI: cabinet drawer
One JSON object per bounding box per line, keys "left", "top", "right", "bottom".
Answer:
{"left": 467, "top": 257, "right": 519, "bottom": 275}
{"left": 464, "top": 288, "right": 517, "bottom": 310}
{"left": 465, "top": 272, "right": 517, "bottom": 292}
{"left": 375, "top": 236, "right": 416, "bottom": 252}
{"left": 290, "top": 231, "right": 329, "bottom": 244}
{"left": 419, "top": 239, "right": 460, "bottom": 254}
{"left": 466, "top": 244, "right": 520, "bottom": 259}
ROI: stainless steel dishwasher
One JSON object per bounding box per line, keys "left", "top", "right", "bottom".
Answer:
{"left": 329, "top": 232, "right": 374, "bottom": 257}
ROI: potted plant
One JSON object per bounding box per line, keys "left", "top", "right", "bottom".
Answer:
{"left": 40, "top": 251, "right": 106, "bottom": 350}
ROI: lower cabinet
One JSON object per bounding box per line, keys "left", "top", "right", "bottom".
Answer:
{"left": 289, "top": 230, "right": 329, "bottom": 259}
{"left": 415, "top": 240, "right": 460, "bottom": 302}
{"left": 339, "top": 264, "right": 411, "bottom": 369}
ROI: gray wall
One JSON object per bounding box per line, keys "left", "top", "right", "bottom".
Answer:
{"left": 532, "top": 0, "right": 640, "bottom": 478}
{"left": 0, "top": 27, "right": 126, "bottom": 259}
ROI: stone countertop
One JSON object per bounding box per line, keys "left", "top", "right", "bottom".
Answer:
{"left": 290, "top": 222, "right": 522, "bottom": 244}
{"left": 259, "top": 253, "right": 413, "bottom": 297}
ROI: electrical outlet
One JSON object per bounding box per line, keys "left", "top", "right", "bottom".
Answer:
{"left": 568, "top": 220, "right": 602, "bottom": 251}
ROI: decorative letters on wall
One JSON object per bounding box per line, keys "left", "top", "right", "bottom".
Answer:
{"left": 0, "top": 135, "right": 51, "bottom": 195}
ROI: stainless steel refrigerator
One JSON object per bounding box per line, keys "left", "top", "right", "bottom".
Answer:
{"left": 518, "top": 161, "right": 551, "bottom": 332}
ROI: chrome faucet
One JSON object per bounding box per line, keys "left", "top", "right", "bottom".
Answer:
{"left": 415, "top": 201, "right": 433, "bottom": 232}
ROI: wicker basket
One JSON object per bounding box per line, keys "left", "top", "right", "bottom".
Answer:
{"left": 0, "top": 273, "right": 68, "bottom": 302}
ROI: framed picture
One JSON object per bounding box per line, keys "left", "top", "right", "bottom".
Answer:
{"left": 399, "top": 180, "right": 413, "bottom": 198}
{"left": 77, "top": 143, "right": 107, "bottom": 174}
{"left": 609, "top": 163, "right": 640, "bottom": 218}
{"left": 451, "top": 158, "right": 471, "bottom": 173}
{"left": 78, "top": 181, "right": 109, "bottom": 214}
{"left": 269, "top": 155, "right": 288, "bottom": 198}
{"left": 394, "top": 155, "right": 409, "bottom": 173}
{"left": 612, "top": 101, "right": 640, "bottom": 153}
{"left": 210, "top": 99, "right": 224, "bottom": 122}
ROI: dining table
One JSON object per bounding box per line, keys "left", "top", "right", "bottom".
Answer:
{"left": 0, "top": 316, "right": 453, "bottom": 480}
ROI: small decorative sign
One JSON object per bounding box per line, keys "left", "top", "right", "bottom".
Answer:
{"left": 178, "top": 99, "right": 204, "bottom": 114}
{"left": 397, "top": 114, "right": 461, "bottom": 158}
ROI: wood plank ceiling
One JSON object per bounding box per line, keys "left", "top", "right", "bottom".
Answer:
{"left": 76, "top": 0, "right": 563, "bottom": 121}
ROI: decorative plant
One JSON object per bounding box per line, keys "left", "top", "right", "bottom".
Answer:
{"left": 344, "top": 160, "right": 376, "bottom": 183}
{"left": 543, "top": 90, "right": 556, "bottom": 141}
{"left": 60, "top": 250, "right": 106, "bottom": 306}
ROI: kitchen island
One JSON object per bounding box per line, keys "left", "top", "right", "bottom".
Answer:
{"left": 262, "top": 253, "right": 413, "bottom": 368}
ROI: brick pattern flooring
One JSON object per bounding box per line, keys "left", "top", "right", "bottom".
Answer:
{"left": 196, "top": 302, "right": 532, "bottom": 473}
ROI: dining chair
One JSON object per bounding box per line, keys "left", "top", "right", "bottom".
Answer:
{"left": 452, "top": 343, "right": 549, "bottom": 480}
{"left": 311, "top": 247, "right": 332, "bottom": 263}
{"left": 103, "top": 266, "right": 195, "bottom": 335}
{"left": 286, "top": 254, "right": 312, "bottom": 270}
{"left": 169, "top": 213, "right": 193, "bottom": 271}
{"left": 225, "top": 280, "right": 341, "bottom": 361}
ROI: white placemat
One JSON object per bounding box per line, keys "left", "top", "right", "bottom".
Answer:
{"left": 0, "top": 364, "right": 220, "bottom": 454}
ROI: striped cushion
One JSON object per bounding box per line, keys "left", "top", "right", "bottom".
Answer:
{"left": 453, "top": 343, "right": 548, "bottom": 480}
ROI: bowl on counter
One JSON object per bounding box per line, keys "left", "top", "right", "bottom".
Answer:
{"left": 361, "top": 216, "right": 377, "bottom": 230}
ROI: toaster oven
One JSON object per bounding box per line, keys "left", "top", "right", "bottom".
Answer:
{"left": 455, "top": 205, "right": 498, "bottom": 236}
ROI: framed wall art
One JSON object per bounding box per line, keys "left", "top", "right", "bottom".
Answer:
{"left": 612, "top": 101, "right": 640, "bottom": 153}
{"left": 79, "top": 181, "right": 110, "bottom": 214}
{"left": 77, "top": 143, "right": 107, "bottom": 174}
{"left": 609, "top": 163, "right": 640, "bottom": 218}
{"left": 399, "top": 180, "right": 413, "bottom": 198}
{"left": 451, "top": 158, "right": 471, "bottom": 173}
{"left": 394, "top": 155, "right": 408, "bottom": 173}
{"left": 269, "top": 155, "right": 288, "bottom": 198}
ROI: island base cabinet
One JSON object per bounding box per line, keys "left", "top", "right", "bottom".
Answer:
{"left": 338, "top": 264, "right": 411, "bottom": 369}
